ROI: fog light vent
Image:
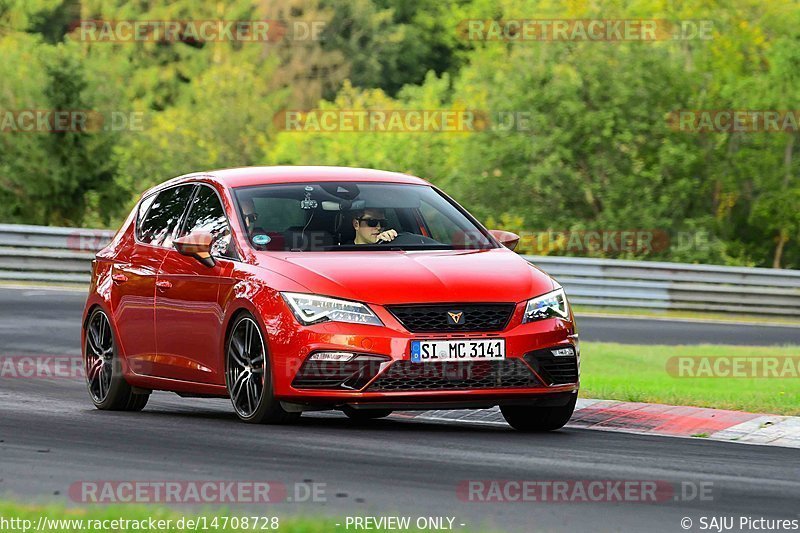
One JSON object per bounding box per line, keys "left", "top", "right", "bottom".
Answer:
{"left": 523, "top": 346, "right": 579, "bottom": 385}
{"left": 292, "top": 353, "right": 388, "bottom": 390}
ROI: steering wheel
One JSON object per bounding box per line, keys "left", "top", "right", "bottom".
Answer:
{"left": 375, "top": 231, "right": 440, "bottom": 246}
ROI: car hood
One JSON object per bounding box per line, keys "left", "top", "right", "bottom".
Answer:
{"left": 255, "top": 248, "right": 555, "bottom": 305}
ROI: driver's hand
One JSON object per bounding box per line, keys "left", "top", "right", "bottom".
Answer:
{"left": 376, "top": 229, "right": 398, "bottom": 242}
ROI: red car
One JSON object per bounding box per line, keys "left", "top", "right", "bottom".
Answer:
{"left": 82, "top": 166, "right": 579, "bottom": 431}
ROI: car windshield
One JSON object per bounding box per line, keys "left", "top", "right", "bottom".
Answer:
{"left": 233, "top": 182, "right": 496, "bottom": 251}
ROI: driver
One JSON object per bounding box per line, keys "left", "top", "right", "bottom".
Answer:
{"left": 352, "top": 208, "right": 397, "bottom": 244}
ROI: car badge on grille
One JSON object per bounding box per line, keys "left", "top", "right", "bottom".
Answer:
{"left": 446, "top": 311, "right": 464, "bottom": 325}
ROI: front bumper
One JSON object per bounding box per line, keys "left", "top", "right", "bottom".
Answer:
{"left": 268, "top": 301, "right": 579, "bottom": 406}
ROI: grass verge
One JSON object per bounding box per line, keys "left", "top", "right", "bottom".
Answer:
{"left": 579, "top": 342, "right": 800, "bottom": 415}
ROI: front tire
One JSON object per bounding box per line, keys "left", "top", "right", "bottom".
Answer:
{"left": 500, "top": 396, "right": 577, "bottom": 432}
{"left": 225, "top": 313, "right": 299, "bottom": 424}
{"left": 84, "top": 308, "right": 149, "bottom": 411}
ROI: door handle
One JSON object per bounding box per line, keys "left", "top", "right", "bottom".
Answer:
{"left": 111, "top": 273, "right": 128, "bottom": 284}
{"left": 156, "top": 280, "right": 172, "bottom": 291}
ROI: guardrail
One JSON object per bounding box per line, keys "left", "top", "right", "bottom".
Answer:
{"left": 0, "top": 224, "right": 114, "bottom": 284}
{"left": 1, "top": 224, "right": 799, "bottom": 317}
{"left": 527, "top": 256, "right": 800, "bottom": 317}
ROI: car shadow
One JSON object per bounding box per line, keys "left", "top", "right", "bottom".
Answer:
{"left": 116, "top": 403, "right": 578, "bottom": 439}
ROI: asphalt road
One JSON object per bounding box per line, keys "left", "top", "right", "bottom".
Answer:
{"left": 2, "top": 378, "right": 800, "bottom": 532}
{"left": 1, "top": 287, "right": 799, "bottom": 532}
{"left": 577, "top": 315, "right": 800, "bottom": 346}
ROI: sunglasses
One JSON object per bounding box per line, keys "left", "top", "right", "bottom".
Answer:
{"left": 358, "top": 217, "right": 387, "bottom": 228}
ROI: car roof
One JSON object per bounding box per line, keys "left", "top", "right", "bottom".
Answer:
{"left": 174, "top": 166, "right": 430, "bottom": 189}
{"left": 141, "top": 166, "right": 433, "bottom": 201}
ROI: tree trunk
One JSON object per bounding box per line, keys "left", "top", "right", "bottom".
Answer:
{"left": 773, "top": 229, "right": 788, "bottom": 269}
{"left": 772, "top": 134, "right": 795, "bottom": 268}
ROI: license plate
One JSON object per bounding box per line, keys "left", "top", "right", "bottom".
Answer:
{"left": 410, "top": 339, "right": 506, "bottom": 362}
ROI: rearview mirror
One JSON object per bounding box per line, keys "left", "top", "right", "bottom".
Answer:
{"left": 174, "top": 231, "right": 216, "bottom": 267}
{"left": 489, "top": 230, "right": 520, "bottom": 251}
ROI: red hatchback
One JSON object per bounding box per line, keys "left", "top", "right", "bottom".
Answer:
{"left": 82, "top": 166, "right": 579, "bottom": 431}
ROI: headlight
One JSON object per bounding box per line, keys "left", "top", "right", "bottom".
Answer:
{"left": 523, "top": 288, "right": 570, "bottom": 323}
{"left": 281, "top": 292, "right": 383, "bottom": 326}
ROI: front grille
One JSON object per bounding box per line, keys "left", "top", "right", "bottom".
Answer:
{"left": 367, "top": 359, "right": 541, "bottom": 391}
{"left": 523, "top": 348, "right": 579, "bottom": 385}
{"left": 387, "top": 304, "right": 515, "bottom": 333}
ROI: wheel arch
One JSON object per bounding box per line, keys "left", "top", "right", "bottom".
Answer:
{"left": 219, "top": 301, "right": 269, "bottom": 377}
{"left": 218, "top": 282, "right": 289, "bottom": 367}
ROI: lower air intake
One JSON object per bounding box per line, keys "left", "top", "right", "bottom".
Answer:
{"left": 367, "top": 359, "right": 541, "bottom": 391}
{"left": 523, "top": 347, "right": 579, "bottom": 385}
{"left": 292, "top": 355, "right": 388, "bottom": 390}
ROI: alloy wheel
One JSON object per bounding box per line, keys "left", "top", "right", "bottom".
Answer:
{"left": 226, "top": 317, "right": 266, "bottom": 418}
{"left": 85, "top": 310, "right": 114, "bottom": 403}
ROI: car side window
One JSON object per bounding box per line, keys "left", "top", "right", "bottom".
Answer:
{"left": 136, "top": 193, "right": 157, "bottom": 238}
{"left": 179, "top": 185, "right": 235, "bottom": 259}
{"left": 137, "top": 185, "right": 194, "bottom": 247}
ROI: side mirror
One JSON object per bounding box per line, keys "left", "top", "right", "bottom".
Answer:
{"left": 489, "top": 229, "right": 520, "bottom": 251}
{"left": 174, "top": 231, "right": 216, "bottom": 267}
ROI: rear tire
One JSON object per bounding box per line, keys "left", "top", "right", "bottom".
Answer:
{"left": 501, "top": 396, "right": 577, "bottom": 432}
{"left": 342, "top": 407, "right": 393, "bottom": 422}
{"left": 84, "top": 308, "right": 150, "bottom": 411}
{"left": 226, "top": 313, "right": 299, "bottom": 424}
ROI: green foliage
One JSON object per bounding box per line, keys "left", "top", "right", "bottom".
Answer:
{"left": 320, "top": 0, "right": 471, "bottom": 96}
{"left": 0, "top": 0, "right": 798, "bottom": 267}
{"left": 0, "top": 36, "right": 121, "bottom": 225}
